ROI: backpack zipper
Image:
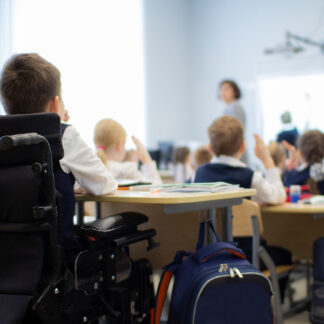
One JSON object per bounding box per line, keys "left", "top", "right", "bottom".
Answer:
{"left": 218, "top": 263, "right": 243, "bottom": 279}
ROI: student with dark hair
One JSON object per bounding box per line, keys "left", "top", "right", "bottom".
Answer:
{"left": 284, "top": 130, "right": 324, "bottom": 194}
{"left": 172, "top": 146, "right": 194, "bottom": 183}
{"left": 0, "top": 53, "right": 118, "bottom": 263}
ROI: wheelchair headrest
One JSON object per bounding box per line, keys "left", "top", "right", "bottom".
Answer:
{"left": 0, "top": 113, "right": 63, "bottom": 165}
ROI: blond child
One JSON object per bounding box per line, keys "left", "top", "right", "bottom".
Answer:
{"left": 94, "top": 119, "right": 162, "bottom": 184}
{"left": 268, "top": 142, "right": 286, "bottom": 172}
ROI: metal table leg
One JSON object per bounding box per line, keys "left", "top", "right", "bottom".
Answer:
{"left": 95, "top": 201, "right": 102, "bottom": 219}
{"left": 76, "top": 201, "right": 85, "bottom": 225}
{"left": 223, "top": 206, "right": 233, "bottom": 242}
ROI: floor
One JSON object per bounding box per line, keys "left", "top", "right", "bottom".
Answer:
{"left": 283, "top": 268, "right": 311, "bottom": 324}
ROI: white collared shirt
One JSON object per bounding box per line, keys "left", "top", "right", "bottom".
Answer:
{"left": 206, "top": 155, "right": 286, "bottom": 204}
{"left": 59, "top": 125, "right": 118, "bottom": 195}
{"left": 107, "top": 160, "right": 162, "bottom": 185}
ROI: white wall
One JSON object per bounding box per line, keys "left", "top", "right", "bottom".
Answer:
{"left": 143, "top": 0, "right": 192, "bottom": 148}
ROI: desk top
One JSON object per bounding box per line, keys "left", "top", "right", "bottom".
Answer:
{"left": 76, "top": 188, "right": 256, "bottom": 205}
{"left": 261, "top": 203, "right": 324, "bottom": 214}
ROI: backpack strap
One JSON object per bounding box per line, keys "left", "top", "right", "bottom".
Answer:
{"left": 151, "top": 251, "right": 191, "bottom": 324}
{"left": 196, "top": 220, "right": 220, "bottom": 251}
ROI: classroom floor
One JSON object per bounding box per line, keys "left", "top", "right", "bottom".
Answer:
{"left": 284, "top": 273, "right": 310, "bottom": 324}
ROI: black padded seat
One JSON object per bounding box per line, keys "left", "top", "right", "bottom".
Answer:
{"left": 78, "top": 212, "right": 148, "bottom": 239}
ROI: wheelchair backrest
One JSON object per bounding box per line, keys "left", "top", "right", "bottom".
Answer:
{"left": 0, "top": 113, "right": 63, "bottom": 323}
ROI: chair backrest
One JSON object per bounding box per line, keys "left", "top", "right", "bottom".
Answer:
{"left": 232, "top": 199, "right": 263, "bottom": 237}
{"left": 0, "top": 113, "right": 63, "bottom": 324}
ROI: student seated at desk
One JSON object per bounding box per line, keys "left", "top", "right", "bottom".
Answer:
{"left": 94, "top": 119, "right": 162, "bottom": 184}
{"left": 194, "top": 116, "right": 286, "bottom": 205}
{"left": 284, "top": 130, "right": 324, "bottom": 194}
{"left": 0, "top": 53, "right": 118, "bottom": 264}
{"left": 172, "top": 146, "right": 194, "bottom": 183}
{"left": 193, "top": 145, "right": 213, "bottom": 168}
{"left": 194, "top": 116, "right": 291, "bottom": 300}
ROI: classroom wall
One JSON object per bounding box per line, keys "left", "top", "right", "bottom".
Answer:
{"left": 188, "top": 0, "right": 324, "bottom": 163}
{"left": 144, "top": 0, "right": 324, "bottom": 160}
{"left": 143, "top": 0, "right": 192, "bottom": 149}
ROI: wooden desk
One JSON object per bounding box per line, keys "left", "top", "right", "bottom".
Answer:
{"left": 76, "top": 189, "right": 255, "bottom": 267}
{"left": 261, "top": 203, "right": 324, "bottom": 260}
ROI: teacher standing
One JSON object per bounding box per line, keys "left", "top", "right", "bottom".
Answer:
{"left": 218, "top": 79, "right": 247, "bottom": 162}
{"left": 218, "top": 79, "right": 245, "bottom": 127}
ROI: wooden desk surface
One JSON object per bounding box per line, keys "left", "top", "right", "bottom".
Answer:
{"left": 261, "top": 203, "right": 324, "bottom": 214}
{"left": 76, "top": 188, "right": 256, "bottom": 205}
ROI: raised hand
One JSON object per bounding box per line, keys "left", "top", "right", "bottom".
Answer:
{"left": 254, "top": 134, "right": 275, "bottom": 169}
{"left": 131, "top": 136, "right": 152, "bottom": 164}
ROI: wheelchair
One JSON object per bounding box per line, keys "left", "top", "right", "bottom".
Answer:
{"left": 0, "top": 113, "right": 158, "bottom": 324}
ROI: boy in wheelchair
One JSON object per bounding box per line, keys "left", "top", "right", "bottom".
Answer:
{"left": 0, "top": 54, "right": 157, "bottom": 323}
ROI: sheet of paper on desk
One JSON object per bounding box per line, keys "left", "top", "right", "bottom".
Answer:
{"left": 302, "top": 195, "right": 324, "bottom": 205}
{"left": 129, "top": 182, "right": 240, "bottom": 193}
{"left": 117, "top": 179, "right": 151, "bottom": 187}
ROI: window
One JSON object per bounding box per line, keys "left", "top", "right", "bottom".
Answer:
{"left": 6, "top": 0, "right": 145, "bottom": 147}
{"left": 258, "top": 74, "right": 324, "bottom": 143}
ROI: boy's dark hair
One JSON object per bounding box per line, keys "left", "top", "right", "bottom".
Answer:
{"left": 298, "top": 130, "right": 324, "bottom": 164}
{"left": 0, "top": 53, "right": 61, "bottom": 114}
{"left": 173, "top": 146, "right": 190, "bottom": 164}
{"left": 208, "top": 116, "right": 244, "bottom": 157}
{"left": 219, "top": 79, "right": 241, "bottom": 99}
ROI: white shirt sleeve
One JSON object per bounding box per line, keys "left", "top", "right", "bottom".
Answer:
{"left": 140, "top": 161, "right": 162, "bottom": 185}
{"left": 251, "top": 168, "right": 286, "bottom": 204}
{"left": 60, "top": 125, "right": 117, "bottom": 195}
{"left": 108, "top": 161, "right": 162, "bottom": 185}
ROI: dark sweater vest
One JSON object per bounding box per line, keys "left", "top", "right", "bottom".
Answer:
{"left": 194, "top": 163, "right": 254, "bottom": 188}
{"left": 284, "top": 166, "right": 324, "bottom": 195}
{"left": 54, "top": 124, "right": 77, "bottom": 250}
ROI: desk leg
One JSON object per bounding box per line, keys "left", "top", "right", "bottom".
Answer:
{"left": 207, "top": 208, "right": 217, "bottom": 244}
{"left": 76, "top": 201, "right": 85, "bottom": 225}
{"left": 223, "top": 206, "right": 233, "bottom": 242}
{"left": 95, "top": 202, "right": 102, "bottom": 219}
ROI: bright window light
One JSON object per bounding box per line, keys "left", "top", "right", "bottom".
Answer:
{"left": 10, "top": 0, "right": 145, "bottom": 148}
{"left": 258, "top": 74, "right": 324, "bottom": 144}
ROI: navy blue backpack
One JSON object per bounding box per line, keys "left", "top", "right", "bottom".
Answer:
{"left": 152, "top": 221, "right": 274, "bottom": 324}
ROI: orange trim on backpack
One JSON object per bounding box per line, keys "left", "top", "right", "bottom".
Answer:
{"left": 201, "top": 248, "right": 245, "bottom": 263}
{"left": 154, "top": 270, "right": 173, "bottom": 324}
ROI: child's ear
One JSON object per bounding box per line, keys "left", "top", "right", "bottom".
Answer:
{"left": 239, "top": 140, "right": 245, "bottom": 153}
{"left": 208, "top": 143, "right": 213, "bottom": 154}
{"left": 116, "top": 140, "right": 123, "bottom": 152}
{"left": 49, "top": 96, "right": 60, "bottom": 114}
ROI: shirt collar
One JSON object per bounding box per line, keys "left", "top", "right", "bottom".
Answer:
{"left": 297, "top": 163, "right": 309, "bottom": 171}
{"left": 211, "top": 155, "right": 247, "bottom": 168}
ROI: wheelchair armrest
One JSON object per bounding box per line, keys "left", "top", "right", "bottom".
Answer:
{"left": 77, "top": 212, "right": 148, "bottom": 239}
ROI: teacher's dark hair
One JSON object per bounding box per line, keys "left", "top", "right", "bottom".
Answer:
{"left": 219, "top": 80, "right": 241, "bottom": 100}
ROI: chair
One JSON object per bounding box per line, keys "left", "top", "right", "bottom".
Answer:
{"left": 0, "top": 113, "right": 157, "bottom": 324}
{"left": 233, "top": 199, "right": 294, "bottom": 324}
